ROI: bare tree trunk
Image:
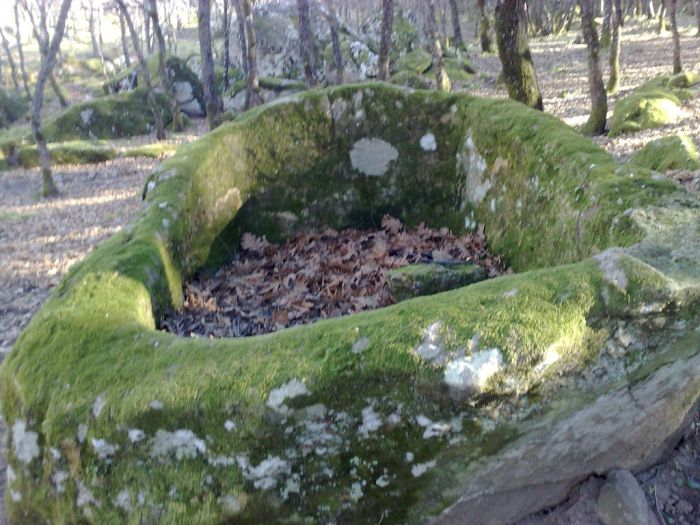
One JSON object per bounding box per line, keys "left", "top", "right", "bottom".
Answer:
{"left": 49, "top": 71, "right": 68, "bottom": 107}
{"left": 378, "top": 0, "right": 394, "bottom": 81}
{"left": 495, "top": 0, "right": 543, "bottom": 110}
{"left": 427, "top": 0, "right": 450, "bottom": 92}
{"left": 324, "top": 0, "right": 344, "bottom": 84}
{"left": 448, "top": 0, "right": 464, "bottom": 48}
{"left": 232, "top": 0, "right": 248, "bottom": 76}
{"left": 608, "top": 0, "right": 622, "bottom": 93}
{"left": 296, "top": 0, "right": 319, "bottom": 86}
{"left": 223, "top": 0, "right": 231, "bottom": 90}
{"left": 118, "top": 8, "right": 131, "bottom": 67}
{"left": 478, "top": 0, "right": 496, "bottom": 53}
{"left": 0, "top": 28, "right": 20, "bottom": 94}
{"left": 669, "top": 0, "right": 681, "bottom": 72}
{"left": 601, "top": 0, "right": 613, "bottom": 46}
{"left": 88, "top": 0, "right": 100, "bottom": 57}
{"left": 197, "top": 0, "right": 221, "bottom": 129}
{"left": 147, "top": 0, "right": 184, "bottom": 131}
{"left": 657, "top": 2, "right": 666, "bottom": 33}
{"left": 242, "top": 0, "right": 260, "bottom": 108}
{"left": 579, "top": 0, "right": 608, "bottom": 135}
{"left": 116, "top": 0, "right": 166, "bottom": 140}
{"left": 144, "top": 8, "right": 153, "bottom": 54}
{"left": 14, "top": 2, "right": 32, "bottom": 100}
{"left": 27, "top": 0, "right": 73, "bottom": 197}
{"left": 694, "top": 0, "right": 700, "bottom": 35}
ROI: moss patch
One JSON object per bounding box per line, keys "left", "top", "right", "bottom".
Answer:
{"left": 631, "top": 133, "right": 700, "bottom": 171}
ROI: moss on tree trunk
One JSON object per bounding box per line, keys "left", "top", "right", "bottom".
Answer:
{"left": 495, "top": 0, "right": 543, "bottom": 110}
{"left": 580, "top": 0, "right": 608, "bottom": 135}
{"left": 607, "top": 0, "right": 622, "bottom": 94}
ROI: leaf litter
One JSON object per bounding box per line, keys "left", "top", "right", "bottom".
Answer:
{"left": 161, "top": 215, "right": 508, "bottom": 338}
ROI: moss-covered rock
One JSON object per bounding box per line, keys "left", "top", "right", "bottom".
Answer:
{"left": 16, "top": 141, "right": 116, "bottom": 168}
{"left": 387, "top": 263, "right": 486, "bottom": 301}
{"left": 0, "top": 89, "right": 28, "bottom": 128}
{"left": 223, "top": 77, "right": 307, "bottom": 113}
{"left": 631, "top": 133, "right": 700, "bottom": 171}
{"left": 2, "top": 84, "right": 699, "bottom": 525}
{"left": 104, "top": 56, "right": 205, "bottom": 117}
{"left": 608, "top": 72, "right": 699, "bottom": 137}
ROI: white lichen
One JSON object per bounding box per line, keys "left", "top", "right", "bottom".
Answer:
{"left": 349, "top": 482, "right": 364, "bottom": 501}
{"left": 351, "top": 337, "right": 369, "bottom": 354}
{"left": 220, "top": 494, "right": 243, "bottom": 514}
{"left": 128, "top": 429, "right": 145, "bottom": 443}
{"left": 594, "top": 248, "right": 628, "bottom": 290}
{"left": 411, "top": 460, "right": 437, "bottom": 478}
{"left": 266, "top": 378, "right": 309, "bottom": 413}
{"left": 91, "top": 438, "right": 119, "bottom": 461}
{"left": 444, "top": 348, "right": 504, "bottom": 392}
{"left": 406, "top": 452, "right": 415, "bottom": 462}
{"left": 150, "top": 429, "right": 206, "bottom": 460}
{"left": 52, "top": 470, "right": 69, "bottom": 493}
{"left": 11, "top": 419, "right": 40, "bottom": 464}
{"left": 92, "top": 393, "right": 107, "bottom": 418}
{"left": 77, "top": 423, "right": 88, "bottom": 444}
{"left": 358, "top": 405, "right": 382, "bottom": 437}
{"left": 76, "top": 479, "right": 98, "bottom": 508}
{"left": 114, "top": 490, "right": 132, "bottom": 512}
{"left": 237, "top": 455, "right": 290, "bottom": 490}
{"left": 414, "top": 321, "right": 446, "bottom": 363}
{"left": 149, "top": 400, "right": 164, "bottom": 410}
{"left": 224, "top": 420, "right": 236, "bottom": 432}
{"left": 349, "top": 138, "right": 399, "bottom": 176}
{"left": 420, "top": 133, "right": 438, "bottom": 152}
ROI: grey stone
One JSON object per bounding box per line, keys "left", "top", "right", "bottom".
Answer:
{"left": 387, "top": 263, "right": 486, "bottom": 302}
{"left": 597, "top": 469, "right": 651, "bottom": 525}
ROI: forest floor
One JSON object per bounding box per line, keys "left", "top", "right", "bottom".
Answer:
{"left": 1, "top": 16, "right": 700, "bottom": 524}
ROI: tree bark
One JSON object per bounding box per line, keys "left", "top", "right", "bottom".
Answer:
{"left": 378, "top": 0, "right": 394, "bottom": 81}
{"left": 579, "top": 0, "right": 608, "bottom": 135}
{"left": 116, "top": 0, "right": 166, "bottom": 140}
{"left": 49, "top": 71, "right": 68, "bottom": 107}
{"left": 118, "top": 8, "right": 131, "bottom": 67}
{"left": 608, "top": 0, "right": 622, "bottom": 93}
{"left": 657, "top": 3, "right": 666, "bottom": 33}
{"left": 14, "top": 2, "right": 32, "bottom": 100}
{"left": 28, "top": 0, "right": 73, "bottom": 197}
{"left": 601, "top": 0, "right": 613, "bottom": 47}
{"left": 147, "top": 0, "right": 184, "bottom": 131}
{"left": 223, "top": 0, "right": 231, "bottom": 90}
{"left": 669, "top": 0, "right": 681, "bottom": 72}
{"left": 232, "top": 0, "right": 248, "bottom": 76}
{"left": 324, "top": 0, "right": 344, "bottom": 84}
{"left": 197, "top": 0, "right": 221, "bottom": 129}
{"left": 495, "top": 0, "right": 543, "bottom": 110}
{"left": 241, "top": 0, "right": 260, "bottom": 109}
{"left": 478, "top": 0, "right": 496, "bottom": 53}
{"left": 0, "top": 28, "right": 20, "bottom": 94}
{"left": 296, "top": 0, "right": 319, "bottom": 86}
{"left": 144, "top": 8, "right": 152, "bottom": 54}
{"left": 448, "top": 0, "right": 464, "bottom": 49}
{"left": 694, "top": 0, "right": 700, "bottom": 35}
{"left": 427, "top": 0, "right": 450, "bottom": 92}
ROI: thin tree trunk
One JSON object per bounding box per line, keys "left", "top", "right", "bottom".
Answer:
{"left": 448, "top": 0, "right": 464, "bottom": 48}
{"left": 197, "top": 0, "right": 221, "bottom": 129}
{"left": 601, "top": 0, "right": 613, "bottom": 46}
{"left": 0, "top": 28, "right": 20, "bottom": 95}
{"left": 14, "top": 2, "right": 32, "bottom": 100}
{"left": 324, "top": 0, "right": 344, "bottom": 84}
{"left": 116, "top": 0, "right": 166, "bottom": 140}
{"left": 223, "top": 0, "right": 231, "bottom": 90}
{"left": 478, "top": 0, "right": 496, "bottom": 53}
{"left": 495, "top": 0, "right": 543, "bottom": 110}
{"left": 608, "top": 0, "right": 622, "bottom": 93}
{"left": 147, "top": 0, "right": 183, "bottom": 131}
{"left": 669, "top": 0, "right": 681, "bottom": 72}
{"left": 29, "top": 0, "right": 73, "bottom": 197}
{"left": 695, "top": 0, "right": 700, "bottom": 35}
{"left": 579, "top": 0, "right": 608, "bottom": 135}
{"left": 118, "top": 8, "right": 131, "bottom": 67}
{"left": 87, "top": 0, "right": 107, "bottom": 76}
{"left": 378, "top": 0, "right": 394, "bottom": 81}
{"left": 49, "top": 71, "right": 68, "bottom": 107}
{"left": 232, "top": 0, "right": 248, "bottom": 76}
{"left": 657, "top": 3, "right": 666, "bottom": 33}
{"left": 427, "top": 0, "right": 450, "bottom": 92}
{"left": 144, "top": 9, "right": 152, "bottom": 54}
{"left": 242, "top": 0, "right": 260, "bottom": 109}
{"left": 296, "top": 0, "right": 319, "bottom": 86}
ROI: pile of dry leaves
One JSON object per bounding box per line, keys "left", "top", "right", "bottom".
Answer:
{"left": 162, "top": 216, "right": 508, "bottom": 338}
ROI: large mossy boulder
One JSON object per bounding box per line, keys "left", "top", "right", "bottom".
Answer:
{"left": 2, "top": 84, "right": 700, "bottom": 525}
{"left": 631, "top": 133, "right": 700, "bottom": 172}
{"left": 609, "top": 72, "right": 700, "bottom": 137}
{"left": 223, "top": 77, "right": 307, "bottom": 113}
{"left": 104, "top": 56, "right": 205, "bottom": 117}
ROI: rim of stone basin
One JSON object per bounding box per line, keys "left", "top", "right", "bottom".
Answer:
{"left": 1, "top": 83, "right": 699, "bottom": 525}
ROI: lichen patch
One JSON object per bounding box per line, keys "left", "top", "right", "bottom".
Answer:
{"left": 349, "top": 138, "right": 399, "bottom": 176}
{"left": 11, "top": 419, "right": 40, "bottom": 464}
{"left": 444, "top": 348, "right": 504, "bottom": 392}
{"left": 150, "top": 429, "right": 207, "bottom": 460}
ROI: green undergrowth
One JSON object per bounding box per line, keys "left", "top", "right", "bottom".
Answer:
{"left": 2, "top": 83, "right": 699, "bottom": 524}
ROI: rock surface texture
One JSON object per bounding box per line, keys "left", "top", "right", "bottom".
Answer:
{"left": 1, "top": 84, "right": 699, "bottom": 524}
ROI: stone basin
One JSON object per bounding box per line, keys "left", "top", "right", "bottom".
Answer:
{"left": 2, "top": 83, "right": 699, "bottom": 524}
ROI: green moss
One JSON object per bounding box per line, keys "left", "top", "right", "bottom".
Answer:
{"left": 389, "top": 71, "right": 431, "bottom": 90}
{"left": 0, "top": 89, "right": 28, "bottom": 128}
{"left": 631, "top": 133, "right": 700, "bottom": 171}
{"left": 2, "top": 83, "right": 699, "bottom": 525}
{"left": 608, "top": 73, "right": 694, "bottom": 137}
{"left": 16, "top": 140, "right": 116, "bottom": 168}
{"left": 393, "top": 49, "right": 432, "bottom": 75}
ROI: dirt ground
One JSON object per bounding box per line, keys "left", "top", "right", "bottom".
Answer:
{"left": 1, "top": 17, "right": 700, "bottom": 524}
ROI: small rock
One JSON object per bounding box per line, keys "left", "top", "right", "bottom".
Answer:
{"left": 597, "top": 469, "right": 652, "bottom": 525}
{"left": 387, "top": 263, "right": 486, "bottom": 302}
